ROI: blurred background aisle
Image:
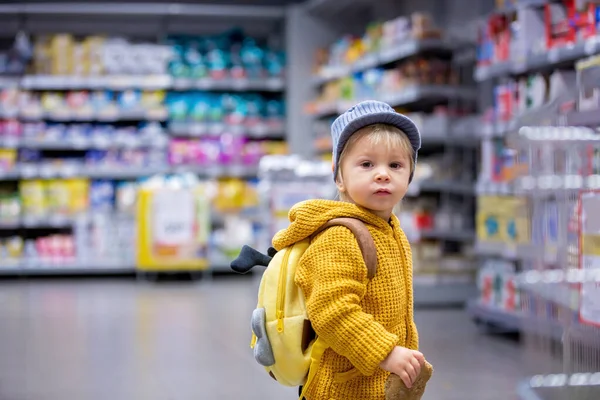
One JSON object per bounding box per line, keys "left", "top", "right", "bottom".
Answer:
{"left": 0, "top": 0, "right": 599, "bottom": 399}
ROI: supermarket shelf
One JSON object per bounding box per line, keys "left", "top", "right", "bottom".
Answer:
{"left": 19, "top": 75, "right": 285, "bottom": 92}
{"left": 420, "top": 228, "right": 475, "bottom": 242}
{"left": 312, "top": 39, "right": 454, "bottom": 86}
{"left": 413, "top": 282, "right": 477, "bottom": 307}
{"left": 516, "top": 379, "right": 545, "bottom": 400}
{"left": 171, "top": 77, "right": 284, "bottom": 92}
{"left": 467, "top": 299, "right": 521, "bottom": 332}
{"left": 1, "top": 137, "right": 168, "bottom": 150}
{"left": 0, "top": 164, "right": 259, "bottom": 181}
{"left": 475, "top": 242, "right": 535, "bottom": 261}
{"left": 565, "top": 108, "right": 600, "bottom": 126}
{"left": 18, "top": 108, "right": 169, "bottom": 122}
{"left": 168, "top": 121, "right": 285, "bottom": 138}
{"left": 475, "top": 37, "right": 600, "bottom": 82}
{"left": 0, "top": 76, "right": 20, "bottom": 88}
{"left": 310, "top": 85, "right": 477, "bottom": 118}
{"left": 409, "top": 180, "right": 475, "bottom": 196}
{"left": 0, "top": 3, "right": 286, "bottom": 19}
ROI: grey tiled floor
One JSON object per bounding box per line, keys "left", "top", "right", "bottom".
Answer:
{"left": 0, "top": 276, "right": 527, "bottom": 400}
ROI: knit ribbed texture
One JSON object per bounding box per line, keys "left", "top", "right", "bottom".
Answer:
{"left": 330, "top": 100, "right": 421, "bottom": 182}
{"left": 272, "top": 199, "right": 419, "bottom": 400}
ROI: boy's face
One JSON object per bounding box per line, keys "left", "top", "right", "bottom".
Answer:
{"left": 336, "top": 133, "right": 411, "bottom": 221}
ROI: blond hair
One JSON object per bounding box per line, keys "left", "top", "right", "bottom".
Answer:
{"left": 336, "top": 123, "right": 415, "bottom": 202}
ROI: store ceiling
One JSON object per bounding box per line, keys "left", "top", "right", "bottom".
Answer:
{"left": 0, "top": 0, "right": 304, "bottom": 4}
{"left": 0, "top": 0, "right": 298, "bottom": 39}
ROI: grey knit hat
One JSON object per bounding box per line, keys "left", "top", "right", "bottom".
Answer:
{"left": 331, "top": 100, "right": 421, "bottom": 182}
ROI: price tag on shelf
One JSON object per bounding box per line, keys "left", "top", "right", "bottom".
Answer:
{"left": 20, "top": 164, "right": 38, "bottom": 179}
{"left": 152, "top": 190, "right": 195, "bottom": 246}
{"left": 266, "top": 78, "right": 283, "bottom": 90}
{"left": 585, "top": 36, "right": 599, "bottom": 55}
{"left": 548, "top": 48, "right": 559, "bottom": 64}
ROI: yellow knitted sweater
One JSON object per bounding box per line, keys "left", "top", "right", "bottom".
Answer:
{"left": 272, "top": 199, "right": 419, "bottom": 400}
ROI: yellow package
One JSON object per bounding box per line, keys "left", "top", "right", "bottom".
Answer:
{"left": 214, "top": 179, "right": 246, "bottom": 211}
{"left": 83, "top": 36, "right": 106, "bottom": 75}
{"left": 20, "top": 180, "right": 47, "bottom": 217}
{"left": 0, "top": 149, "right": 17, "bottom": 170}
{"left": 50, "top": 34, "right": 75, "bottom": 75}
{"left": 45, "top": 180, "right": 70, "bottom": 215}
{"left": 67, "top": 179, "right": 90, "bottom": 214}
{"left": 476, "top": 195, "right": 503, "bottom": 243}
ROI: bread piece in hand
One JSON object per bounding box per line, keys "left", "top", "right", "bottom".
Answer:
{"left": 385, "top": 361, "right": 433, "bottom": 400}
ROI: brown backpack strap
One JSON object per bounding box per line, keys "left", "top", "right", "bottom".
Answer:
{"left": 312, "top": 218, "right": 378, "bottom": 279}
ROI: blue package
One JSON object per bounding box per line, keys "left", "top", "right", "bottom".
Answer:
{"left": 265, "top": 50, "right": 285, "bottom": 78}
{"left": 185, "top": 39, "right": 208, "bottom": 79}
{"left": 169, "top": 43, "right": 189, "bottom": 78}
{"left": 166, "top": 93, "right": 189, "bottom": 121}
{"left": 90, "top": 180, "right": 115, "bottom": 210}
{"left": 240, "top": 38, "right": 265, "bottom": 79}
{"left": 118, "top": 90, "right": 141, "bottom": 110}
{"left": 189, "top": 94, "right": 210, "bottom": 122}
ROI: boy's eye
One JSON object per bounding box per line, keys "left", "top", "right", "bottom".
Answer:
{"left": 360, "top": 161, "right": 373, "bottom": 168}
{"left": 390, "top": 163, "right": 402, "bottom": 169}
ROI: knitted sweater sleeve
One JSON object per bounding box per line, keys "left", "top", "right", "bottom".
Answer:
{"left": 297, "top": 226, "right": 398, "bottom": 376}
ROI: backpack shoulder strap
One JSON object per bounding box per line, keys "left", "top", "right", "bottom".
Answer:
{"left": 312, "top": 217, "right": 378, "bottom": 279}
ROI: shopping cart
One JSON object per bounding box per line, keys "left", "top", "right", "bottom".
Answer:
{"left": 511, "top": 126, "right": 600, "bottom": 400}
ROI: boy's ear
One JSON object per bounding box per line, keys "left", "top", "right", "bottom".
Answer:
{"left": 335, "top": 176, "right": 346, "bottom": 193}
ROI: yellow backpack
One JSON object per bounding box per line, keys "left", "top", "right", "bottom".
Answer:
{"left": 231, "top": 217, "right": 378, "bottom": 396}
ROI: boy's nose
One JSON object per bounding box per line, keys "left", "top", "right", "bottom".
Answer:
{"left": 375, "top": 169, "right": 390, "bottom": 182}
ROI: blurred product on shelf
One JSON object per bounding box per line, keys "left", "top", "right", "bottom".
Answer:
{"left": 256, "top": 155, "right": 334, "bottom": 249}
{"left": 1, "top": 120, "right": 168, "bottom": 149}
{"left": 306, "top": 56, "right": 460, "bottom": 114}
{"left": 0, "top": 173, "right": 270, "bottom": 271}
{"left": 312, "top": 12, "right": 442, "bottom": 77}
{"left": 476, "top": 195, "right": 530, "bottom": 252}
{"left": 166, "top": 92, "right": 285, "bottom": 136}
{"left": 209, "top": 178, "right": 262, "bottom": 267}
{"left": 0, "top": 88, "right": 168, "bottom": 121}
{"left": 168, "top": 137, "right": 287, "bottom": 170}
{"left": 477, "top": 259, "right": 521, "bottom": 313}
{"left": 27, "top": 29, "right": 285, "bottom": 80}
{"left": 168, "top": 31, "right": 285, "bottom": 80}
{"left": 576, "top": 54, "right": 600, "bottom": 111}
{"left": 0, "top": 32, "right": 31, "bottom": 76}
{"left": 476, "top": 0, "right": 600, "bottom": 68}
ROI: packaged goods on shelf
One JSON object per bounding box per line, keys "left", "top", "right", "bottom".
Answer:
{"left": 209, "top": 178, "right": 262, "bottom": 267}
{"left": 576, "top": 54, "right": 600, "bottom": 111}
{"left": 306, "top": 57, "right": 460, "bottom": 114}
{"left": 168, "top": 137, "right": 287, "bottom": 170}
{"left": 0, "top": 33, "right": 31, "bottom": 76}
{"left": 312, "top": 12, "right": 442, "bottom": 78}
{"left": 477, "top": 1, "right": 600, "bottom": 68}
{"left": 8, "top": 88, "right": 168, "bottom": 121}
{"left": 167, "top": 31, "right": 285, "bottom": 81}
{"left": 166, "top": 92, "right": 285, "bottom": 136}
{"left": 256, "top": 155, "right": 334, "bottom": 250}
{"left": 476, "top": 195, "right": 530, "bottom": 250}
{"left": 477, "top": 259, "right": 520, "bottom": 313}
{"left": 28, "top": 30, "right": 286, "bottom": 80}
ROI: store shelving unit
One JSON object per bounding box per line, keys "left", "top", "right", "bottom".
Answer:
{"left": 469, "top": 0, "right": 600, "bottom": 330}
{"left": 0, "top": 2, "right": 289, "bottom": 276}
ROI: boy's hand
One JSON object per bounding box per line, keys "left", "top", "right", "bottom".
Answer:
{"left": 379, "top": 346, "right": 425, "bottom": 388}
